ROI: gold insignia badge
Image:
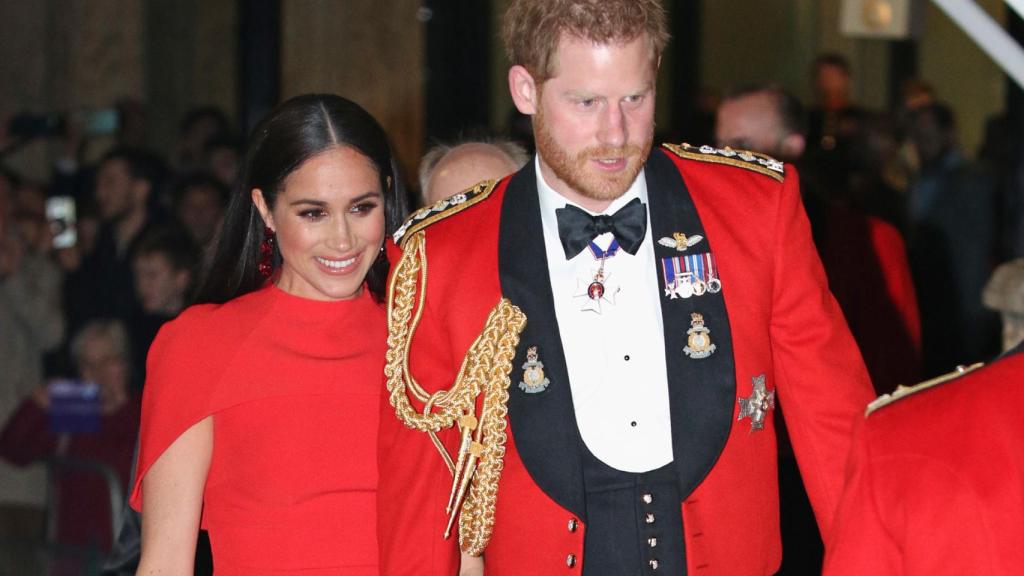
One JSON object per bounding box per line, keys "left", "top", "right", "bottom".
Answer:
{"left": 683, "top": 312, "right": 716, "bottom": 359}
{"left": 519, "top": 346, "right": 550, "bottom": 393}
{"left": 658, "top": 232, "right": 704, "bottom": 251}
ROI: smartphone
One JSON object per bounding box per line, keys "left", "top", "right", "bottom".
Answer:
{"left": 74, "top": 107, "right": 120, "bottom": 137}
{"left": 47, "top": 379, "right": 100, "bottom": 434}
{"left": 45, "top": 196, "right": 76, "bottom": 249}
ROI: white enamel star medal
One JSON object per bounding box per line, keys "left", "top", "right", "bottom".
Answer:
{"left": 574, "top": 239, "right": 622, "bottom": 313}
{"left": 574, "top": 267, "right": 620, "bottom": 313}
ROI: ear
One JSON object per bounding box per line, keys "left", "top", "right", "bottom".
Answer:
{"left": 780, "top": 134, "right": 806, "bottom": 161}
{"left": 251, "top": 189, "right": 274, "bottom": 231}
{"left": 508, "top": 65, "right": 539, "bottom": 115}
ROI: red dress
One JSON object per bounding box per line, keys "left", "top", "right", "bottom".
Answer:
{"left": 130, "top": 284, "right": 385, "bottom": 575}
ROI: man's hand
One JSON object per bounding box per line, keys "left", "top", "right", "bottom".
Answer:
{"left": 459, "top": 552, "right": 484, "bottom": 576}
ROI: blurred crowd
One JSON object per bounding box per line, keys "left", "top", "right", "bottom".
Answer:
{"left": 0, "top": 103, "right": 236, "bottom": 573}
{"left": 1, "top": 51, "right": 1023, "bottom": 573}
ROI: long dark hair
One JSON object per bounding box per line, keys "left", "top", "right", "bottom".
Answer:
{"left": 194, "top": 94, "right": 408, "bottom": 304}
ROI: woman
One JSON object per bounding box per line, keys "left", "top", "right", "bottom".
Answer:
{"left": 0, "top": 319, "right": 138, "bottom": 574}
{"left": 132, "top": 94, "right": 407, "bottom": 575}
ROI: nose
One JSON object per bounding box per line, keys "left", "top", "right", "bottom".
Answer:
{"left": 598, "top": 103, "right": 627, "bottom": 148}
{"left": 330, "top": 215, "right": 354, "bottom": 251}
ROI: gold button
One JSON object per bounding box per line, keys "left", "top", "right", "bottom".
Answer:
{"left": 566, "top": 554, "right": 577, "bottom": 568}
{"left": 645, "top": 513, "right": 655, "bottom": 524}
{"left": 650, "top": 559, "right": 660, "bottom": 570}
{"left": 648, "top": 537, "right": 658, "bottom": 547}
{"left": 567, "top": 518, "right": 578, "bottom": 532}
{"left": 642, "top": 493, "right": 653, "bottom": 504}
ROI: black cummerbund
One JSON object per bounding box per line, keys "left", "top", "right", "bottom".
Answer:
{"left": 581, "top": 448, "right": 686, "bottom": 575}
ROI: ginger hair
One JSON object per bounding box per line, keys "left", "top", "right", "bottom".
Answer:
{"left": 502, "top": 0, "right": 670, "bottom": 83}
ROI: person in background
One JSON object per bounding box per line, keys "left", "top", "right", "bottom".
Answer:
{"left": 133, "top": 94, "right": 408, "bottom": 575}
{"left": 0, "top": 320, "right": 139, "bottom": 574}
{"left": 0, "top": 167, "right": 65, "bottom": 572}
{"left": 905, "top": 102, "right": 999, "bottom": 375}
{"left": 202, "top": 135, "right": 241, "bottom": 190}
{"left": 128, "top": 226, "right": 198, "bottom": 390}
{"left": 982, "top": 258, "right": 1024, "bottom": 352}
{"left": 824, "top": 344, "right": 1024, "bottom": 576}
{"left": 418, "top": 138, "right": 529, "bottom": 205}
{"left": 172, "top": 174, "right": 228, "bottom": 254}
{"left": 716, "top": 84, "right": 921, "bottom": 392}
{"left": 64, "top": 147, "right": 166, "bottom": 338}
{"left": 173, "top": 107, "right": 231, "bottom": 175}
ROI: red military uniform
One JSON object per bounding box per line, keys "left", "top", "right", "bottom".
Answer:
{"left": 379, "top": 144, "right": 873, "bottom": 575}
{"left": 824, "top": 344, "right": 1024, "bottom": 576}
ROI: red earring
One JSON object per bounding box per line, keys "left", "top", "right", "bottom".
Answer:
{"left": 258, "top": 226, "right": 276, "bottom": 277}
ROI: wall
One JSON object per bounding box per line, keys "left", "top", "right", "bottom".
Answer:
{"left": 281, "top": 0, "right": 425, "bottom": 181}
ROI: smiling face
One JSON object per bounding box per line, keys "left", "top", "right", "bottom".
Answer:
{"left": 511, "top": 33, "right": 657, "bottom": 212}
{"left": 252, "top": 146, "right": 385, "bottom": 301}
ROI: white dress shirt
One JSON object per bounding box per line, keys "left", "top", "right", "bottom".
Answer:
{"left": 535, "top": 158, "right": 673, "bottom": 472}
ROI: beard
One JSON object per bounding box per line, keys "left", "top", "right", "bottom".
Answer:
{"left": 533, "top": 106, "right": 653, "bottom": 203}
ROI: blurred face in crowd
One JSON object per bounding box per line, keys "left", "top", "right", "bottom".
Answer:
{"left": 77, "top": 334, "right": 129, "bottom": 407}
{"left": 815, "top": 63, "right": 851, "bottom": 110}
{"left": 13, "top": 185, "right": 49, "bottom": 254}
{"left": 425, "top": 143, "right": 520, "bottom": 205}
{"left": 715, "top": 92, "right": 805, "bottom": 162}
{"left": 253, "top": 146, "right": 385, "bottom": 301}
{"left": 134, "top": 251, "right": 190, "bottom": 315}
{"left": 177, "top": 184, "right": 225, "bottom": 246}
{"left": 207, "top": 145, "right": 240, "bottom": 188}
{"left": 510, "top": 33, "right": 657, "bottom": 212}
{"left": 909, "top": 111, "right": 951, "bottom": 168}
{"left": 95, "top": 158, "right": 144, "bottom": 222}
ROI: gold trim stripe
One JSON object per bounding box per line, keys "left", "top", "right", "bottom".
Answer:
{"left": 866, "top": 362, "right": 984, "bottom": 416}
{"left": 395, "top": 179, "right": 500, "bottom": 247}
{"left": 663, "top": 142, "right": 785, "bottom": 182}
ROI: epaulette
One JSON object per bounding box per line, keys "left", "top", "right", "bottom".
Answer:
{"left": 662, "top": 142, "right": 785, "bottom": 182}
{"left": 865, "top": 362, "right": 984, "bottom": 416}
{"left": 392, "top": 179, "right": 499, "bottom": 247}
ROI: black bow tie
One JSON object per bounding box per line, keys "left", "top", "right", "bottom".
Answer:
{"left": 555, "top": 198, "right": 648, "bottom": 259}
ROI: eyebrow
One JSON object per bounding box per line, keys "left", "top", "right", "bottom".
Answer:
{"left": 287, "top": 191, "right": 382, "bottom": 207}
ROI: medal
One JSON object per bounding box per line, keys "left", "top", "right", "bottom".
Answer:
{"left": 738, "top": 374, "right": 775, "bottom": 431}
{"left": 519, "top": 346, "right": 550, "bottom": 393}
{"left": 704, "top": 252, "right": 722, "bottom": 293}
{"left": 662, "top": 252, "right": 723, "bottom": 300}
{"left": 683, "top": 312, "right": 716, "bottom": 359}
{"left": 574, "top": 239, "right": 621, "bottom": 313}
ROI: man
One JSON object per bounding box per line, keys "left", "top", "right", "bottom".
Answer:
{"left": 379, "top": 2, "right": 872, "bottom": 574}
{"left": 418, "top": 138, "right": 529, "bottom": 205}
{"left": 716, "top": 84, "right": 920, "bottom": 392}
{"left": 823, "top": 345, "right": 1024, "bottom": 575}
{"left": 65, "top": 147, "right": 164, "bottom": 335}
{"left": 905, "top": 103, "right": 999, "bottom": 375}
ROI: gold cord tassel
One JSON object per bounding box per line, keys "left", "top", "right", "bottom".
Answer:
{"left": 384, "top": 231, "right": 526, "bottom": 556}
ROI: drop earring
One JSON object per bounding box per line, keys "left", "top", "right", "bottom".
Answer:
{"left": 258, "top": 226, "right": 276, "bottom": 277}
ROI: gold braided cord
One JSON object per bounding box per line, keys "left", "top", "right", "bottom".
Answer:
{"left": 384, "top": 230, "right": 527, "bottom": 555}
